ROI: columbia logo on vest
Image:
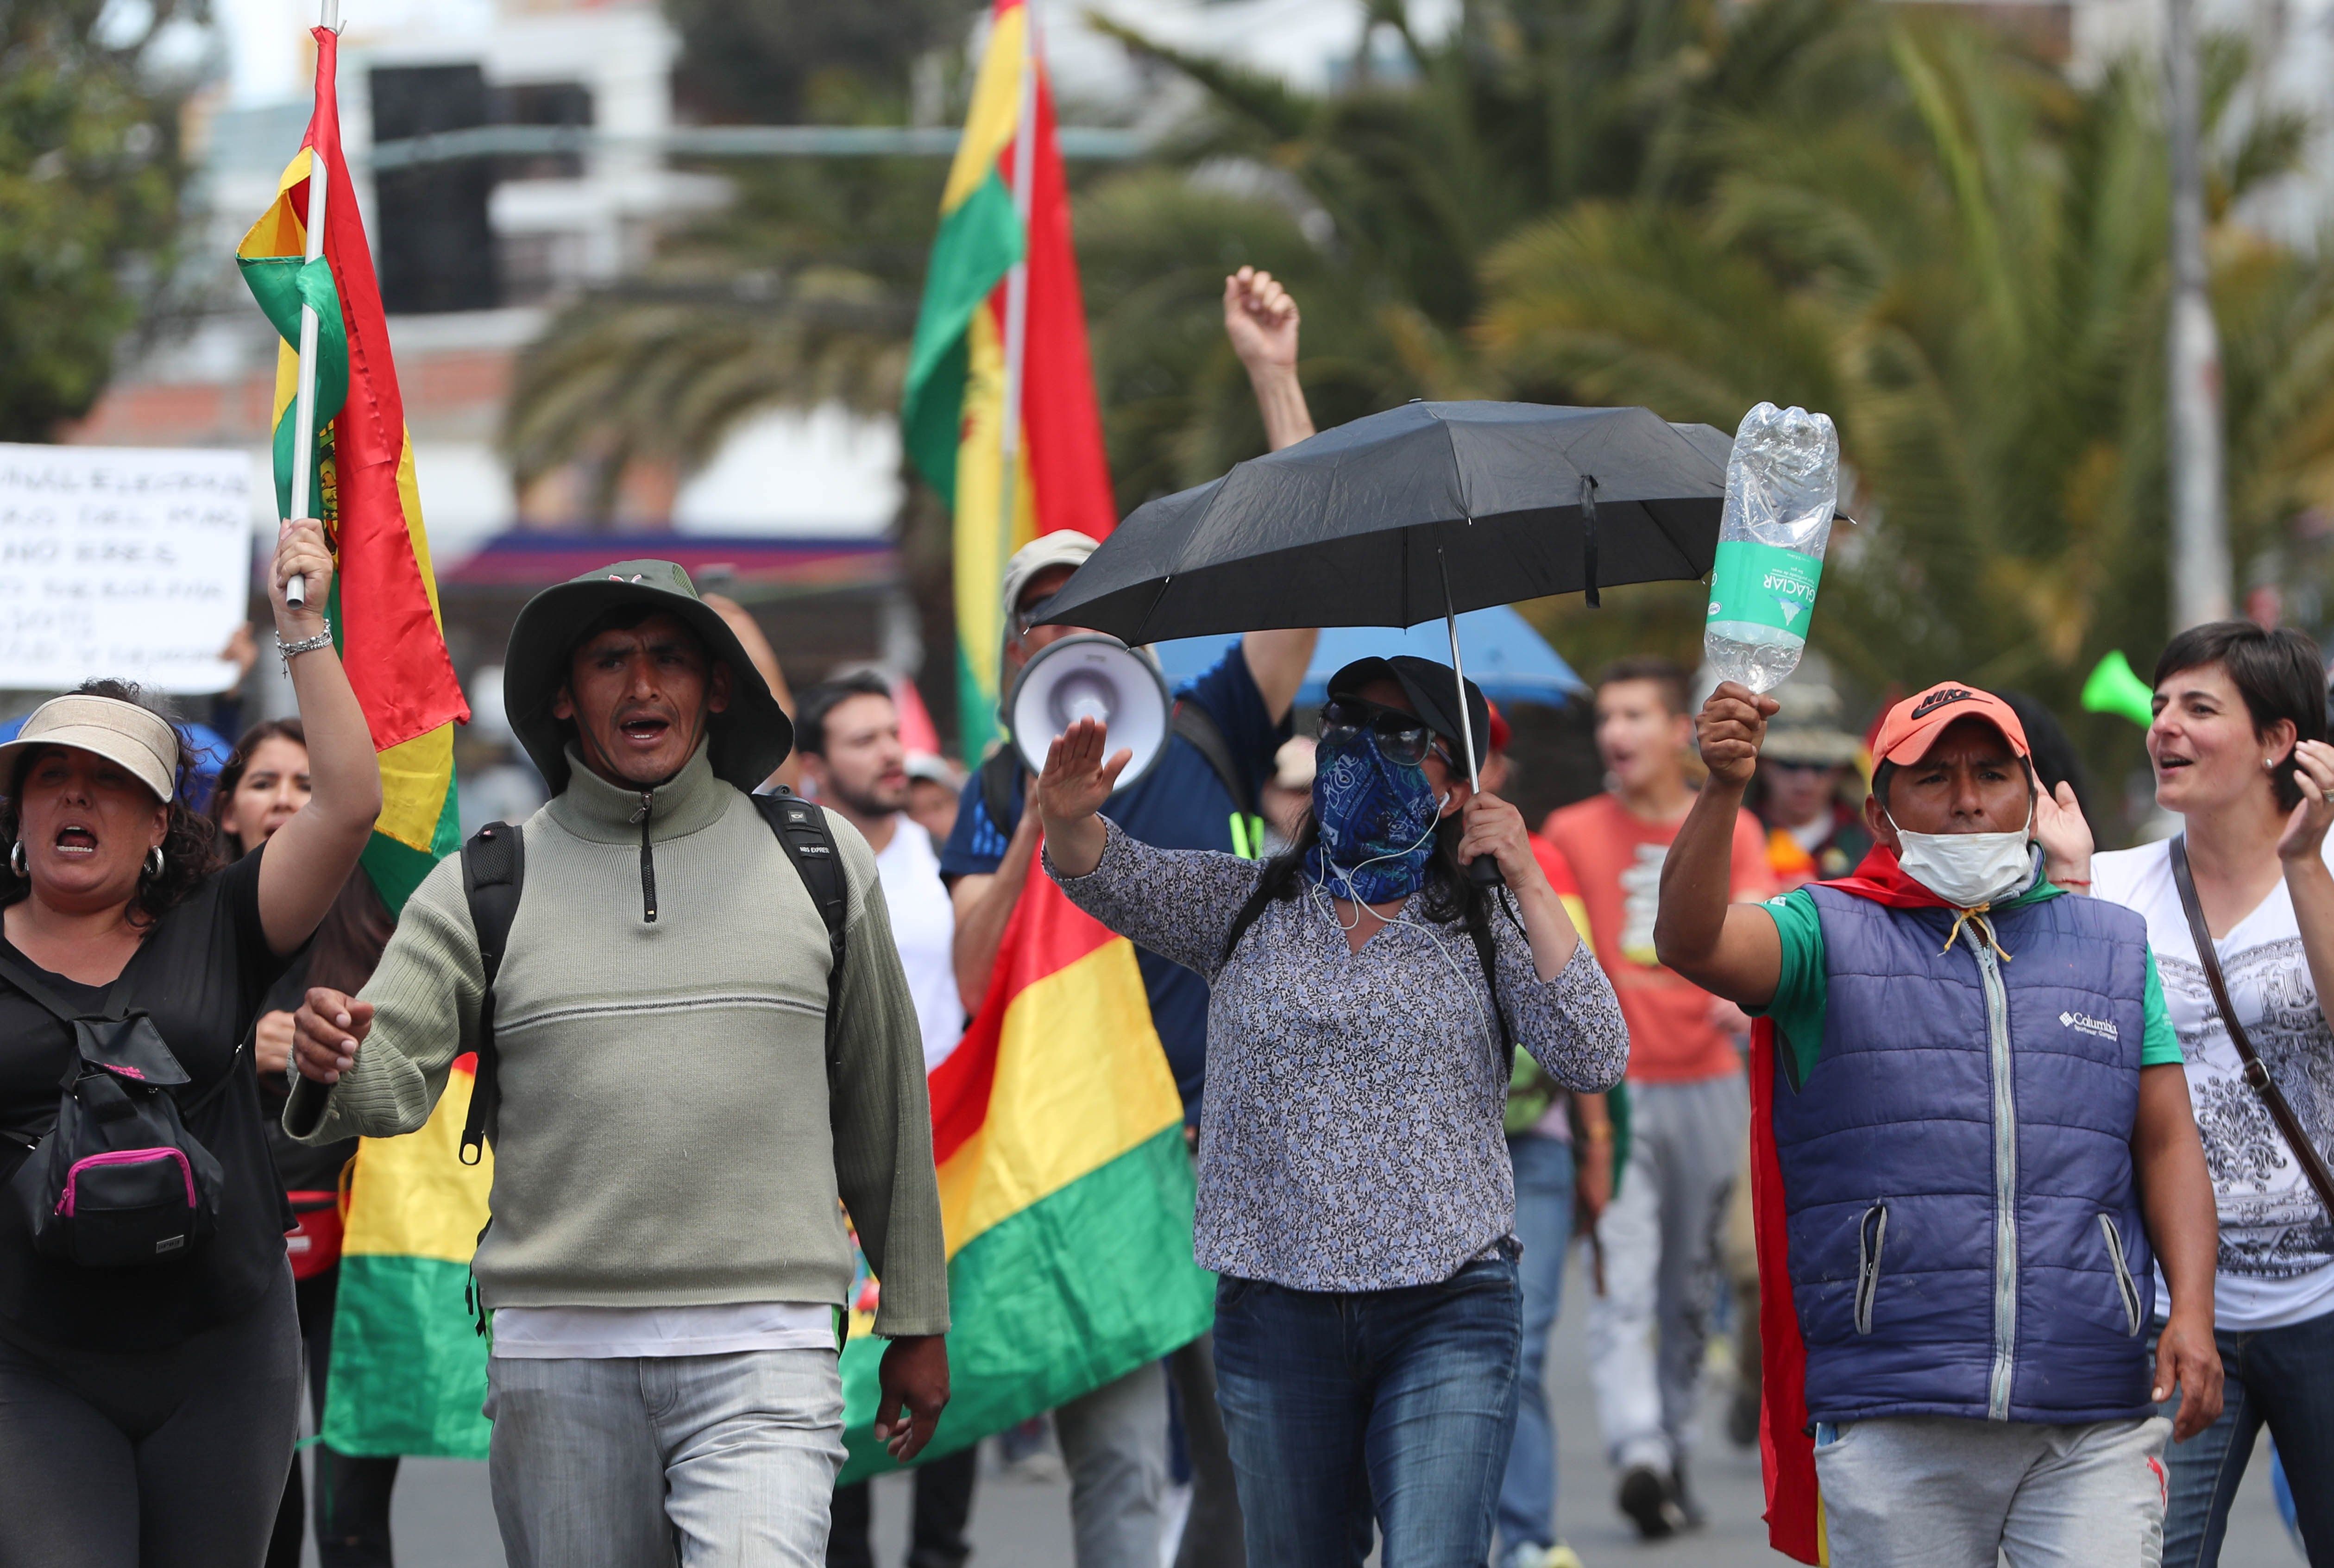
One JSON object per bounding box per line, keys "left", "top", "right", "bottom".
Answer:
{"left": 2059, "top": 1010, "right": 2119, "bottom": 1040}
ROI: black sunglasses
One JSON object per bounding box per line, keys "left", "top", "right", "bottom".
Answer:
{"left": 1320, "top": 698, "right": 1451, "bottom": 769}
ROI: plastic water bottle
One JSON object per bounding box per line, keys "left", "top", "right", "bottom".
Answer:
{"left": 1704, "top": 402, "right": 1840, "bottom": 693}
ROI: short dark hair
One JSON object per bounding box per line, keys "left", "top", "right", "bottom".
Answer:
{"left": 793, "top": 671, "right": 894, "bottom": 758}
{"left": 1595, "top": 656, "right": 1691, "bottom": 716}
{"left": 2154, "top": 621, "right": 2330, "bottom": 811}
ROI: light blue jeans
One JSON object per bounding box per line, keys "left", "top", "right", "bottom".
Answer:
{"left": 484, "top": 1347, "right": 847, "bottom": 1568}
{"left": 1496, "top": 1133, "right": 1576, "bottom": 1554}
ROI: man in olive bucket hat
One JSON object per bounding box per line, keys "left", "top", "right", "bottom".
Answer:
{"left": 287, "top": 561, "right": 949, "bottom": 1567}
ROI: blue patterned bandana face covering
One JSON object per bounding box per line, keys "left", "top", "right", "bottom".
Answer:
{"left": 1305, "top": 730, "right": 1445, "bottom": 903}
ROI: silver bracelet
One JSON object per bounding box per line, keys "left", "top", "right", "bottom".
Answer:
{"left": 277, "top": 618, "right": 334, "bottom": 671}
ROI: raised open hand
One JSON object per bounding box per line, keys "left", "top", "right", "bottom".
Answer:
{"left": 1035, "top": 717, "right": 1131, "bottom": 826}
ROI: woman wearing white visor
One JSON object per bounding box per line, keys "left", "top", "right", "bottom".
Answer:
{"left": 0, "top": 519, "right": 380, "bottom": 1568}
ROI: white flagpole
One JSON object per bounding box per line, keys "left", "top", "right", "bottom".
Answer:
{"left": 994, "top": 6, "right": 1037, "bottom": 591}
{"left": 283, "top": 0, "right": 341, "bottom": 608}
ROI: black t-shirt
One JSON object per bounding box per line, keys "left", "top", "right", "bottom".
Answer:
{"left": 0, "top": 848, "right": 295, "bottom": 1350}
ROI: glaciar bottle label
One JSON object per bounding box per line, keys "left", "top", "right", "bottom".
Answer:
{"left": 1707, "top": 540, "right": 1822, "bottom": 636}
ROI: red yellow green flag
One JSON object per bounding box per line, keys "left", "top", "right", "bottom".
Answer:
{"left": 836, "top": 854, "right": 1214, "bottom": 1482}
{"left": 900, "top": 0, "right": 1118, "bottom": 761}
{"left": 234, "top": 24, "right": 467, "bottom": 914}
{"left": 237, "top": 28, "right": 491, "bottom": 1460}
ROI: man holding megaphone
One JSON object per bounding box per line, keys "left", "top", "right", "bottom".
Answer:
{"left": 937, "top": 266, "right": 1319, "bottom": 1568}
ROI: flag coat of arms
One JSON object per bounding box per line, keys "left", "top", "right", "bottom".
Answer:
{"left": 900, "top": 0, "right": 1118, "bottom": 760}
{"left": 237, "top": 25, "right": 489, "bottom": 1459}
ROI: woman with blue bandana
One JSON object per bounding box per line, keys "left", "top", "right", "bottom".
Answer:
{"left": 1035, "top": 656, "right": 1630, "bottom": 1568}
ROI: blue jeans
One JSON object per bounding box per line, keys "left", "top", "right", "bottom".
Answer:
{"left": 2153, "top": 1306, "right": 2334, "bottom": 1567}
{"left": 1212, "top": 1256, "right": 1522, "bottom": 1568}
{"left": 1496, "top": 1135, "right": 1576, "bottom": 1553}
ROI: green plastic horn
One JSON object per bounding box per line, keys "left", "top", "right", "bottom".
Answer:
{"left": 2082, "top": 649, "right": 2155, "bottom": 729}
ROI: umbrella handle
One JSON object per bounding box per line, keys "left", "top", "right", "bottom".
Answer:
{"left": 1467, "top": 853, "right": 1506, "bottom": 888}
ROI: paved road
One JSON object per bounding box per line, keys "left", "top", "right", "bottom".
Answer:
{"left": 325, "top": 1248, "right": 2300, "bottom": 1566}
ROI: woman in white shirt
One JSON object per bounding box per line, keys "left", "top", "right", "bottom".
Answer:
{"left": 2088, "top": 621, "right": 2334, "bottom": 1567}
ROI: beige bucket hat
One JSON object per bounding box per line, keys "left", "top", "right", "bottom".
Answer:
{"left": 0, "top": 693, "right": 180, "bottom": 803}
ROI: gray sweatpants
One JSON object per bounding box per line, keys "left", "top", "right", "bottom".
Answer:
{"left": 1813, "top": 1414, "right": 2171, "bottom": 1568}
{"left": 1585, "top": 1072, "right": 1749, "bottom": 1476}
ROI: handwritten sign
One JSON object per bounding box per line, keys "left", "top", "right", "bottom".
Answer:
{"left": 0, "top": 444, "right": 255, "bottom": 694}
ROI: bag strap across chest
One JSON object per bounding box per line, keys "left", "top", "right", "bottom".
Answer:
{"left": 456, "top": 789, "right": 850, "bottom": 1165}
{"left": 2168, "top": 833, "right": 2334, "bottom": 1222}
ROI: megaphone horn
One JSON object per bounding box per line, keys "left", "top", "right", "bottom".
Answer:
{"left": 1006, "top": 634, "right": 1173, "bottom": 790}
{"left": 2081, "top": 650, "right": 2155, "bottom": 730}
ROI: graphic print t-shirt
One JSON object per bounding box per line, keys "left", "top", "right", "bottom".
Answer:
{"left": 2094, "top": 837, "right": 2334, "bottom": 1331}
{"left": 1543, "top": 792, "right": 1772, "bottom": 1083}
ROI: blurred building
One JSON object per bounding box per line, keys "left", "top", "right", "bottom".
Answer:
{"left": 67, "top": 0, "right": 909, "bottom": 701}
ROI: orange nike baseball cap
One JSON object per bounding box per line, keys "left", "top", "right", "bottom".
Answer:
{"left": 1869, "top": 681, "right": 2031, "bottom": 766}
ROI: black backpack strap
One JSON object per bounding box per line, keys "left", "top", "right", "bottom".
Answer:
{"left": 753, "top": 791, "right": 849, "bottom": 1084}
{"left": 1170, "top": 700, "right": 1258, "bottom": 823}
{"left": 459, "top": 822, "right": 525, "bottom": 1166}
{"left": 1464, "top": 914, "right": 1516, "bottom": 1056}
{"left": 977, "top": 747, "right": 1022, "bottom": 845}
{"left": 0, "top": 949, "right": 87, "bottom": 1027}
{"left": 1172, "top": 700, "right": 1269, "bottom": 858}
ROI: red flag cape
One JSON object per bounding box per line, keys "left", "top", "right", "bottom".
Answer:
{"left": 1753, "top": 844, "right": 1951, "bottom": 1563}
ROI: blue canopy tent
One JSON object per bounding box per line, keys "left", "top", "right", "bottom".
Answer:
{"left": 1152, "top": 604, "right": 1585, "bottom": 711}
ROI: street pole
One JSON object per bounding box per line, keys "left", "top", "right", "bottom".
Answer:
{"left": 284, "top": 0, "right": 341, "bottom": 608}
{"left": 2165, "top": 0, "right": 2231, "bottom": 629}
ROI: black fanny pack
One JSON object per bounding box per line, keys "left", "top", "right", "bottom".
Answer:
{"left": 1, "top": 953, "right": 226, "bottom": 1269}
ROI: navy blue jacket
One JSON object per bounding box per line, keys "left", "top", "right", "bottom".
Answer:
{"left": 1775, "top": 886, "right": 2158, "bottom": 1424}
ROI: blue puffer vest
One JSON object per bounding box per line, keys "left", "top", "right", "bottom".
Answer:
{"left": 1775, "top": 884, "right": 2158, "bottom": 1425}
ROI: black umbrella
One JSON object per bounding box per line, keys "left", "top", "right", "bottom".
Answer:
{"left": 1037, "top": 401, "right": 1733, "bottom": 807}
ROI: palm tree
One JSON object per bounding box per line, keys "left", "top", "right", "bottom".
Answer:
{"left": 1475, "top": 21, "right": 2334, "bottom": 826}
{"left": 502, "top": 153, "right": 938, "bottom": 519}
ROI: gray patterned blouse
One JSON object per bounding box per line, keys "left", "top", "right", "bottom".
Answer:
{"left": 1047, "top": 819, "right": 1629, "bottom": 1292}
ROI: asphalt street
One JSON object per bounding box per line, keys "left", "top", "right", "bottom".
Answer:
{"left": 319, "top": 1246, "right": 2299, "bottom": 1567}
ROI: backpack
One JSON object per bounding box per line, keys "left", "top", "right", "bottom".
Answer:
{"left": 455, "top": 787, "right": 850, "bottom": 1165}
{"left": 977, "top": 699, "right": 1265, "bottom": 857}
{"left": 0, "top": 951, "right": 230, "bottom": 1269}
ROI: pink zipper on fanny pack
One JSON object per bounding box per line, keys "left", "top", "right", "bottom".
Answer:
{"left": 55, "top": 1148, "right": 195, "bottom": 1215}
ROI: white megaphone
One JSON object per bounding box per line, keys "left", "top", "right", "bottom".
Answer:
{"left": 1006, "top": 634, "right": 1173, "bottom": 789}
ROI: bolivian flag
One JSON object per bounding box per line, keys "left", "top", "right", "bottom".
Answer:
{"left": 901, "top": 0, "right": 1118, "bottom": 761}
{"left": 235, "top": 25, "right": 468, "bottom": 909}
{"left": 836, "top": 856, "right": 1215, "bottom": 1482}
{"left": 239, "top": 27, "right": 490, "bottom": 1461}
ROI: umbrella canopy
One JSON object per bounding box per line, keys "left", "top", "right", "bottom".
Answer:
{"left": 1153, "top": 605, "right": 1585, "bottom": 710}
{"left": 1036, "top": 401, "right": 1731, "bottom": 644}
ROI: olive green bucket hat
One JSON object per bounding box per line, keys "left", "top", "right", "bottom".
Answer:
{"left": 503, "top": 560, "right": 792, "bottom": 795}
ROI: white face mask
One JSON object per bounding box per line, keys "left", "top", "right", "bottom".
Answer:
{"left": 1887, "top": 804, "right": 2035, "bottom": 909}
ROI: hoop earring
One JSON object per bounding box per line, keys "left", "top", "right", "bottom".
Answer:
{"left": 7, "top": 841, "right": 22, "bottom": 878}
{"left": 144, "top": 846, "right": 165, "bottom": 880}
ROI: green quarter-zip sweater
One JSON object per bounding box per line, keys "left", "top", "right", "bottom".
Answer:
{"left": 289, "top": 743, "right": 948, "bottom": 1337}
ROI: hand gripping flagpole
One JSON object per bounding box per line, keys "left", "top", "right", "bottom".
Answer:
{"left": 283, "top": 0, "right": 341, "bottom": 609}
